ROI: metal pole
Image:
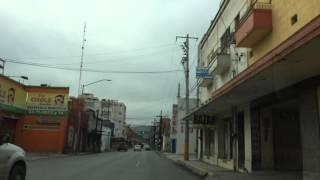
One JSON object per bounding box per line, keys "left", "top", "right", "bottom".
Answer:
{"left": 81, "top": 85, "right": 85, "bottom": 95}
{"left": 78, "top": 22, "right": 87, "bottom": 96}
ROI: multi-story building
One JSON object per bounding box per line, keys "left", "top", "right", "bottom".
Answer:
{"left": 100, "top": 99, "right": 126, "bottom": 138}
{"left": 184, "top": 0, "right": 320, "bottom": 179}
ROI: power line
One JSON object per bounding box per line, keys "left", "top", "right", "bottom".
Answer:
{"left": 56, "top": 49, "right": 174, "bottom": 66}
{"left": 5, "top": 59, "right": 182, "bottom": 74}
{"left": 3, "top": 43, "right": 175, "bottom": 61}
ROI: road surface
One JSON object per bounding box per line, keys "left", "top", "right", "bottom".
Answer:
{"left": 27, "top": 150, "right": 202, "bottom": 180}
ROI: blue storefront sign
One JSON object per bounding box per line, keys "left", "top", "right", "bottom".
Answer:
{"left": 196, "top": 67, "right": 212, "bottom": 79}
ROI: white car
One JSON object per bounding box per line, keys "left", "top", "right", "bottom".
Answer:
{"left": 133, "top": 145, "right": 142, "bottom": 151}
{"left": 0, "top": 134, "right": 27, "bottom": 180}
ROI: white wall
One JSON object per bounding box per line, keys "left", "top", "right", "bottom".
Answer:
{"left": 100, "top": 126, "right": 112, "bottom": 152}
{"left": 175, "top": 98, "right": 198, "bottom": 155}
{"left": 198, "top": 0, "right": 248, "bottom": 104}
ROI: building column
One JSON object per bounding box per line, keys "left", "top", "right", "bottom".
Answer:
{"left": 244, "top": 103, "right": 252, "bottom": 172}
{"left": 232, "top": 106, "right": 238, "bottom": 171}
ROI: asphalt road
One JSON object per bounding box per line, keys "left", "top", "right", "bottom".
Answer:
{"left": 26, "top": 150, "right": 202, "bottom": 180}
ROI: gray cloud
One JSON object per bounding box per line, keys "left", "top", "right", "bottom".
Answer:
{"left": 0, "top": 0, "right": 220, "bottom": 125}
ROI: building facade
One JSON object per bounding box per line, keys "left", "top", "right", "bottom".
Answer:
{"left": 172, "top": 98, "right": 198, "bottom": 155}
{"left": 186, "top": 0, "right": 320, "bottom": 180}
{"left": 0, "top": 75, "right": 70, "bottom": 153}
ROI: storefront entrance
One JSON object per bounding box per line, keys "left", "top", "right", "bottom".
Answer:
{"left": 0, "top": 116, "right": 18, "bottom": 142}
{"left": 252, "top": 99, "right": 302, "bottom": 171}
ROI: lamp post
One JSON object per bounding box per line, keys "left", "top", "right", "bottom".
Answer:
{"left": 81, "top": 79, "right": 112, "bottom": 95}
{"left": 8, "top": 76, "right": 29, "bottom": 84}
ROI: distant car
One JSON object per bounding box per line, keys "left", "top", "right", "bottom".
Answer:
{"left": 117, "top": 142, "right": 128, "bottom": 151}
{"left": 0, "top": 134, "right": 27, "bottom": 180}
{"left": 144, "top": 145, "right": 151, "bottom": 151}
{"left": 133, "top": 145, "right": 142, "bottom": 151}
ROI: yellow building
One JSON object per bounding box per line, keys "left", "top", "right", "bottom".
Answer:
{"left": 188, "top": 0, "right": 320, "bottom": 179}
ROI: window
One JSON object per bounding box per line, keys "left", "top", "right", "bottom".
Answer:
{"left": 234, "top": 14, "right": 240, "bottom": 30}
{"left": 291, "top": 14, "right": 298, "bottom": 25}
{"left": 220, "top": 27, "right": 233, "bottom": 51}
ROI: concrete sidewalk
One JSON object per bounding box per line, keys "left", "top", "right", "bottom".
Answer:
{"left": 162, "top": 153, "right": 233, "bottom": 177}
{"left": 162, "top": 153, "right": 301, "bottom": 180}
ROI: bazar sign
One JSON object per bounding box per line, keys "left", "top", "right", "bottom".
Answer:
{"left": 27, "top": 92, "right": 68, "bottom": 115}
{"left": 0, "top": 77, "right": 26, "bottom": 113}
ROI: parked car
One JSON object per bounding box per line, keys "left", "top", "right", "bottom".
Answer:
{"left": 0, "top": 134, "right": 27, "bottom": 180}
{"left": 117, "top": 142, "right": 128, "bottom": 151}
{"left": 144, "top": 145, "right": 151, "bottom": 151}
{"left": 133, "top": 144, "right": 142, "bottom": 151}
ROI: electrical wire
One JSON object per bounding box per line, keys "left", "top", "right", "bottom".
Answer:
{"left": 5, "top": 58, "right": 183, "bottom": 74}
{"left": 3, "top": 43, "right": 175, "bottom": 61}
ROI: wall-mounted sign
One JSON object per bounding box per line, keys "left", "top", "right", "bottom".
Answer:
{"left": 196, "top": 67, "right": 213, "bottom": 79}
{"left": 27, "top": 92, "right": 68, "bottom": 115}
{"left": 0, "top": 77, "right": 26, "bottom": 113}
{"left": 37, "top": 116, "right": 61, "bottom": 124}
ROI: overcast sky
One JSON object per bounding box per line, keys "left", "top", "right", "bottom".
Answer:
{"left": 0, "top": 0, "right": 220, "bottom": 125}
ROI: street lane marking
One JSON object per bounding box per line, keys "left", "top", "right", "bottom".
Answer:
{"left": 136, "top": 161, "right": 140, "bottom": 167}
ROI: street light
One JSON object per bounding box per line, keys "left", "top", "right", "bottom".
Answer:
{"left": 8, "top": 76, "right": 29, "bottom": 80}
{"left": 81, "top": 79, "right": 112, "bottom": 95}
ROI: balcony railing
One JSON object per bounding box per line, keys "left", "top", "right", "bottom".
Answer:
{"left": 235, "top": 1, "right": 272, "bottom": 47}
{"left": 208, "top": 47, "right": 231, "bottom": 76}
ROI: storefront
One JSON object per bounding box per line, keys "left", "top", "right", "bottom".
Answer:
{"left": 0, "top": 76, "right": 26, "bottom": 142}
{"left": 15, "top": 86, "right": 69, "bottom": 153}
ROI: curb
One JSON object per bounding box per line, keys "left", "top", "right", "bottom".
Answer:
{"left": 159, "top": 153, "right": 209, "bottom": 177}
{"left": 176, "top": 160, "right": 208, "bottom": 177}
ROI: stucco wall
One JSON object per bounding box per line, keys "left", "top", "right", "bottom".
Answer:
{"left": 199, "top": 0, "right": 249, "bottom": 104}
{"left": 175, "top": 98, "right": 197, "bottom": 155}
{"left": 248, "top": 0, "right": 320, "bottom": 65}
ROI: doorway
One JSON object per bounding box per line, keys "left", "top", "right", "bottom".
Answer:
{"left": 273, "top": 109, "right": 302, "bottom": 170}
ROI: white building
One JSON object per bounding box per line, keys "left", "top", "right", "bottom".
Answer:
{"left": 100, "top": 99, "right": 126, "bottom": 138}
{"left": 171, "top": 97, "right": 198, "bottom": 155}
{"left": 193, "top": 0, "right": 249, "bottom": 171}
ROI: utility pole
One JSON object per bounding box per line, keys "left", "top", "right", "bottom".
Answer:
{"left": 78, "top": 22, "right": 87, "bottom": 96}
{"left": 176, "top": 34, "right": 198, "bottom": 160}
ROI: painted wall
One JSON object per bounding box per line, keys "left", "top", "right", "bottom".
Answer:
{"left": 248, "top": 0, "right": 320, "bottom": 65}
{"left": 199, "top": 0, "right": 249, "bottom": 104}
{"left": 15, "top": 115, "right": 67, "bottom": 153}
{"left": 15, "top": 86, "right": 69, "bottom": 153}
{"left": 0, "top": 76, "right": 26, "bottom": 113}
{"left": 175, "top": 98, "right": 197, "bottom": 155}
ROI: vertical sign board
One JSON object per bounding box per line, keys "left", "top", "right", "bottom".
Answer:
{"left": 172, "top": 104, "right": 178, "bottom": 135}
{"left": 26, "top": 92, "right": 69, "bottom": 116}
{"left": 0, "top": 77, "right": 26, "bottom": 113}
